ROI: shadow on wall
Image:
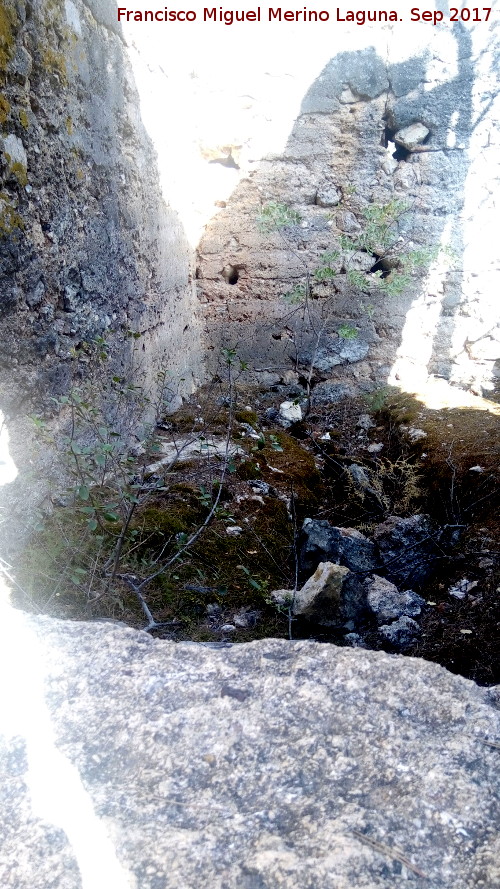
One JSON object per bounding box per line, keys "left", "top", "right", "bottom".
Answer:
{"left": 0, "top": 0, "right": 199, "bottom": 556}
{"left": 197, "top": 28, "right": 498, "bottom": 400}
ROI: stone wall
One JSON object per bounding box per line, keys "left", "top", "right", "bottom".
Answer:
{"left": 197, "top": 28, "right": 500, "bottom": 399}
{"left": 0, "top": 0, "right": 202, "bottom": 421}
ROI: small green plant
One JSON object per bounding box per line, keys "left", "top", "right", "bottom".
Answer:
{"left": 257, "top": 201, "right": 301, "bottom": 232}
{"left": 252, "top": 432, "right": 284, "bottom": 453}
{"left": 338, "top": 324, "right": 358, "bottom": 340}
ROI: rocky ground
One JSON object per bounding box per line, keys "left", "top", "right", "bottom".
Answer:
{"left": 15, "top": 375, "right": 500, "bottom": 685}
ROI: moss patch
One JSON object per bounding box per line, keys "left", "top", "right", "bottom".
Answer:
{"left": 0, "top": 1, "right": 18, "bottom": 79}
{"left": 0, "top": 91, "right": 10, "bottom": 122}
{"left": 0, "top": 193, "right": 24, "bottom": 235}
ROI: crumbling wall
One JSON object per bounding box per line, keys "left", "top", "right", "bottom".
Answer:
{"left": 0, "top": 0, "right": 202, "bottom": 420}
{"left": 198, "top": 30, "right": 499, "bottom": 399}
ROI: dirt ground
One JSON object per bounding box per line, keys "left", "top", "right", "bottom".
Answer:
{"left": 16, "top": 376, "right": 500, "bottom": 686}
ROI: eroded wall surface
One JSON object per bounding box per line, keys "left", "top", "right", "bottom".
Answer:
{"left": 197, "top": 24, "right": 500, "bottom": 399}
{"left": 0, "top": 0, "right": 202, "bottom": 421}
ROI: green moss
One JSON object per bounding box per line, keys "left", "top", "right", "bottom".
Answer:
{"left": 10, "top": 160, "right": 27, "bottom": 186}
{"left": 41, "top": 46, "right": 67, "bottom": 84}
{"left": 262, "top": 430, "right": 322, "bottom": 516}
{"left": 0, "top": 92, "right": 10, "bottom": 123}
{"left": 0, "top": 2, "right": 18, "bottom": 79}
{"left": 130, "top": 499, "right": 204, "bottom": 555}
{"left": 235, "top": 409, "right": 258, "bottom": 426}
{"left": 65, "top": 115, "right": 73, "bottom": 135}
{"left": 18, "top": 107, "right": 28, "bottom": 129}
{"left": 236, "top": 458, "right": 262, "bottom": 480}
{"left": 0, "top": 194, "right": 24, "bottom": 235}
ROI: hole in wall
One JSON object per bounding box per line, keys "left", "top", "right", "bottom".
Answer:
{"left": 369, "top": 256, "right": 392, "bottom": 279}
{"left": 382, "top": 120, "right": 411, "bottom": 161}
{"left": 222, "top": 264, "right": 242, "bottom": 285}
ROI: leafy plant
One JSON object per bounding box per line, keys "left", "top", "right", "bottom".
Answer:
{"left": 257, "top": 201, "right": 301, "bottom": 232}
{"left": 338, "top": 324, "right": 358, "bottom": 340}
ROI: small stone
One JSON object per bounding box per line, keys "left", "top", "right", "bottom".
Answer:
{"left": 373, "top": 514, "right": 439, "bottom": 587}
{"left": 356, "top": 414, "right": 376, "bottom": 431}
{"left": 448, "top": 579, "right": 478, "bottom": 600}
{"left": 293, "top": 561, "right": 367, "bottom": 626}
{"left": 400, "top": 425, "right": 427, "bottom": 442}
{"left": 220, "top": 624, "right": 236, "bottom": 633}
{"left": 316, "top": 183, "right": 341, "bottom": 208}
{"left": 366, "top": 575, "right": 425, "bottom": 624}
{"left": 394, "top": 122, "right": 430, "bottom": 150}
{"left": 367, "top": 442, "right": 384, "bottom": 453}
{"left": 379, "top": 616, "right": 421, "bottom": 648}
{"left": 226, "top": 526, "right": 243, "bottom": 536}
{"left": 469, "top": 465, "right": 484, "bottom": 473}
{"left": 278, "top": 401, "right": 302, "bottom": 426}
{"left": 478, "top": 558, "right": 494, "bottom": 569}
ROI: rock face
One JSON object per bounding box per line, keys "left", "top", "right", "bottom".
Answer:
{"left": 1, "top": 610, "right": 499, "bottom": 889}
{"left": 0, "top": 0, "right": 202, "bottom": 419}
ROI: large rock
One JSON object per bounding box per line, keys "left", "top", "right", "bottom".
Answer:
{"left": 301, "top": 518, "right": 376, "bottom": 576}
{"left": 373, "top": 514, "right": 439, "bottom": 588}
{"left": 291, "top": 561, "right": 367, "bottom": 626}
{"left": 1, "top": 606, "right": 498, "bottom": 889}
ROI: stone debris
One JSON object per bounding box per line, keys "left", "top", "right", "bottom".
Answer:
{"left": 301, "top": 518, "right": 376, "bottom": 576}
{"left": 292, "top": 561, "right": 367, "bottom": 626}
{"left": 373, "top": 514, "right": 438, "bottom": 587}
{"left": 365, "top": 574, "right": 426, "bottom": 624}
{"left": 356, "top": 413, "right": 376, "bottom": 431}
{"left": 1, "top": 613, "right": 498, "bottom": 889}
{"left": 278, "top": 400, "right": 302, "bottom": 426}
{"left": 226, "top": 526, "right": 243, "bottom": 536}
{"left": 394, "top": 122, "right": 430, "bottom": 150}
{"left": 448, "top": 578, "right": 479, "bottom": 600}
{"left": 400, "top": 425, "right": 427, "bottom": 442}
{"left": 378, "top": 615, "right": 422, "bottom": 647}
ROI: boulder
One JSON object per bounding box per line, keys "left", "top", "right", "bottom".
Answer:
{"left": 301, "top": 518, "right": 376, "bottom": 577}
{"left": 1, "top": 605, "right": 498, "bottom": 889}
{"left": 292, "top": 561, "right": 367, "bottom": 626}
{"left": 373, "top": 514, "right": 439, "bottom": 587}
{"left": 366, "top": 574, "right": 426, "bottom": 624}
